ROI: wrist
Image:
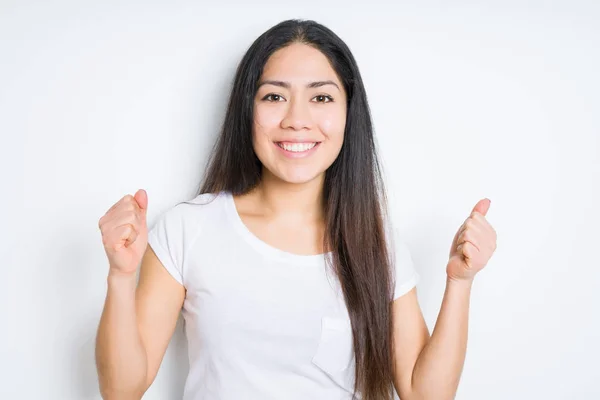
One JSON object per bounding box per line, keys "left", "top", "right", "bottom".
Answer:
{"left": 107, "top": 269, "right": 137, "bottom": 285}
{"left": 446, "top": 275, "right": 474, "bottom": 290}
{"left": 106, "top": 272, "right": 137, "bottom": 300}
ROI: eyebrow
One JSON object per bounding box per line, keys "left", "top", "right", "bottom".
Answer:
{"left": 257, "top": 80, "right": 341, "bottom": 91}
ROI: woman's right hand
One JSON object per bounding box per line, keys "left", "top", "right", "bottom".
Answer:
{"left": 98, "top": 189, "right": 149, "bottom": 277}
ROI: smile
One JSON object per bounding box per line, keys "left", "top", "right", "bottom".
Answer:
{"left": 276, "top": 142, "right": 318, "bottom": 152}
{"left": 274, "top": 141, "right": 321, "bottom": 158}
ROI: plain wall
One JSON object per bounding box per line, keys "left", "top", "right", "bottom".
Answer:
{"left": 1, "top": 0, "right": 599, "bottom": 399}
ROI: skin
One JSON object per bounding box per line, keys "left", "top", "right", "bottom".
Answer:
{"left": 235, "top": 42, "right": 347, "bottom": 256}
{"left": 252, "top": 42, "right": 347, "bottom": 186}
{"left": 394, "top": 199, "right": 497, "bottom": 400}
{"left": 95, "top": 42, "right": 498, "bottom": 400}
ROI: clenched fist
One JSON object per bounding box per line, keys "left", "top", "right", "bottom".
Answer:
{"left": 446, "top": 198, "right": 497, "bottom": 282}
{"left": 98, "top": 189, "right": 149, "bottom": 277}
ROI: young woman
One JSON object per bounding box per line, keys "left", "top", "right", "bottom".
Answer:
{"left": 96, "top": 19, "right": 497, "bottom": 400}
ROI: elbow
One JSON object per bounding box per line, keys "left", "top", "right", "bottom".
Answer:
{"left": 99, "top": 383, "right": 146, "bottom": 400}
{"left": 95, "top": 354, "right": 148, "bottom": 399}
{"left": 405, "top": 385, "right": 457, "bottom": 400}
{"left": 409, "top": 391, "right": 457, "bottom": 400}
{"left": 97, "top": 372, "right": 147, "bottom": 400}
{"left": 405, "top": 395, "right": 454, "bottom": 400}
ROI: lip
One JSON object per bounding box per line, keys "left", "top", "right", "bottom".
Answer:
{"left": 274, "top": 141, "right": 321, "bottom": 159}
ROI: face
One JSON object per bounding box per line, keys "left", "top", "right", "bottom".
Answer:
{"left": 253, "top": 42, "right": 347, "bottom": 185}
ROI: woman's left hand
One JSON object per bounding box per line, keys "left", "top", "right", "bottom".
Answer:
{"left": 446, "top": 199, "right": 497, "bottom": 282}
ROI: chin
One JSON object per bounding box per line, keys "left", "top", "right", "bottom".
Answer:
{"left": 273, "top": 168, "right": 325, "bottom": 185}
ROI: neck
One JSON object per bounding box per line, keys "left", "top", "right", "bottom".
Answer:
{"left": 253, "top": 169, "right": 325, "bottom": 222}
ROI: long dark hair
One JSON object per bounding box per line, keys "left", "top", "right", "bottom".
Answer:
{"left": 199, "top": 19, "right": 396, "bottom": 400}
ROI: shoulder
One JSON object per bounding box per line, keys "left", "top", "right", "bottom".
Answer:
{"left": 149, "top": 191, "right": 228, "bottom": 236}
{"left": 169, "top": 191, "right": 227, "bottom": 216}
{"left": 181, "top": 191, "right": 224, "bottom": 206}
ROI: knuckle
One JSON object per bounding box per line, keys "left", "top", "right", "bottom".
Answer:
{"left": 129, "top": 209, "right": 139, "bottom": 220}
{"left": 115, "top": 203, "right": 132, "bottom": 214}
{"left": 129, "top": 215, "right": 140, "bottom": 228}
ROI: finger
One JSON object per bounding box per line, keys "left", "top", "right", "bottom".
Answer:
{"left": 456, "top": 221, "right": 469, "bottom": 238}
{"left": 127, "top": 195, "right": 146, "bottom": 220}
{"left": 134, "top": 189, "right": 148, "bottom": 214}
{"left": 123, "top": 224, "right": 139, "bottom": 248}
{"left": 458, "top": 241, "right": 477, "bottom": 260}
{"left": 106, "top": 197, "right": 126, "bottom": 214}
{"left": 457, "top": 230, "right": 481, "bottom": 253}
{"left": 111, "top": 224, "right": 139, "bottom": 251}
{"left": 463, "top": 241, "right": 477, "bottom": 260}
{"left": 105, "top": 197, "right": 145, "bottom": 221}
{"left": 471, "top": 198, "right": 491, "bottom": 217}
{"left": 457, "top": 216, "right": 483, "bottom": 239}
{"left": 110, "top": 193, "right": 137, "bottom": 211}
{"left": 101, "top": 211, "right": 142, "bottom": 235}
{"left": 101, "top": 203, "right": 140, "bottom": 223}
{"left": 470, "top": 212, "right": 495, "bottom": 234}
{"left": 456, "top": 243, "right": 468, "bottom": 261}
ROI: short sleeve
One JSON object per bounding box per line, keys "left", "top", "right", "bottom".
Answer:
{"left": 147, "top": 205, "right": 185, "bottom": 286}
{"left": 387, "top": 225, "right": 420, "bottom": 300}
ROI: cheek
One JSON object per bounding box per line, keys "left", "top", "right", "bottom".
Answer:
{"left": 254, "top": 105, "right": 281, "bottom": 132}
{"left": 253, "top": 108, "right": 274, "bottom": 150}
{"left": 252, "top": 128, "right": 271, "bottom": 160}
{"left": 252, "top": 115, "right": 276, "bottom": 159}
{"left": 318, "top": 111, "right": 346, "bottom": 142}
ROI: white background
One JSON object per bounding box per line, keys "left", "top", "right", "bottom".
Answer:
{"left": 1, "top": 0, "right": 599, "bottom": 399}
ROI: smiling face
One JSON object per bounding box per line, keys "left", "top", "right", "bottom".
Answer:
{"left": 252, "top": 42, "right": 347, "bottom": 185}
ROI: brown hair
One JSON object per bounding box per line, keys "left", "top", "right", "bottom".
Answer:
{"left": 199, "top": 19, "right": 397, "bottom": 400}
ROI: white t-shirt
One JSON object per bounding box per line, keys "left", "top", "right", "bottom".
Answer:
{"left": 147, "top": 191, "right": 420, "bottom": 400}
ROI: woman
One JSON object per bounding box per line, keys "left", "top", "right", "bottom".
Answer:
{"left": 96, "top": 19, "right": 497, "bottom": 400}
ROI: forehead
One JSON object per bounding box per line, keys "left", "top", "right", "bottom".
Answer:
{"left": 261, "top": 43, "right": 340, "bottom": 83}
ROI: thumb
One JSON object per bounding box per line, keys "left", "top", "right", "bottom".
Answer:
{"left": 471, "top": 198, "right": 491, "bottom": 217}
{"left": 134, "top": 189, "right": 148, "bottom": 214}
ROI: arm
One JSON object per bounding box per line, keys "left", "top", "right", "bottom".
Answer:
{"left": 95, "top": 245, "right": 186, "bottom": 399}
{"left": 392, "top": 279, "right": 473, "bottom": 400}
{"left": 393, "top": 198, "right": 496, "bottom": 399}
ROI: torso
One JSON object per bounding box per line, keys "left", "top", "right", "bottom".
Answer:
{"left": 153, "top": 191, "right": 358, "bottom": 400}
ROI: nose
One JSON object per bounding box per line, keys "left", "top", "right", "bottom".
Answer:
{"left": 281, "top": 98, "right": 312, "bottom": 131}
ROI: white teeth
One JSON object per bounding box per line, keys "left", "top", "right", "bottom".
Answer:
{"left": 278, "top": 142, "right": 317, "bottom": 152}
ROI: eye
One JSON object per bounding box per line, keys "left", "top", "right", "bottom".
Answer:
{"left": 262, "top": 93, "right": 285, "bottom": 102}
{"left": 312, "top": 94, "right": 334, "bottom": 103}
